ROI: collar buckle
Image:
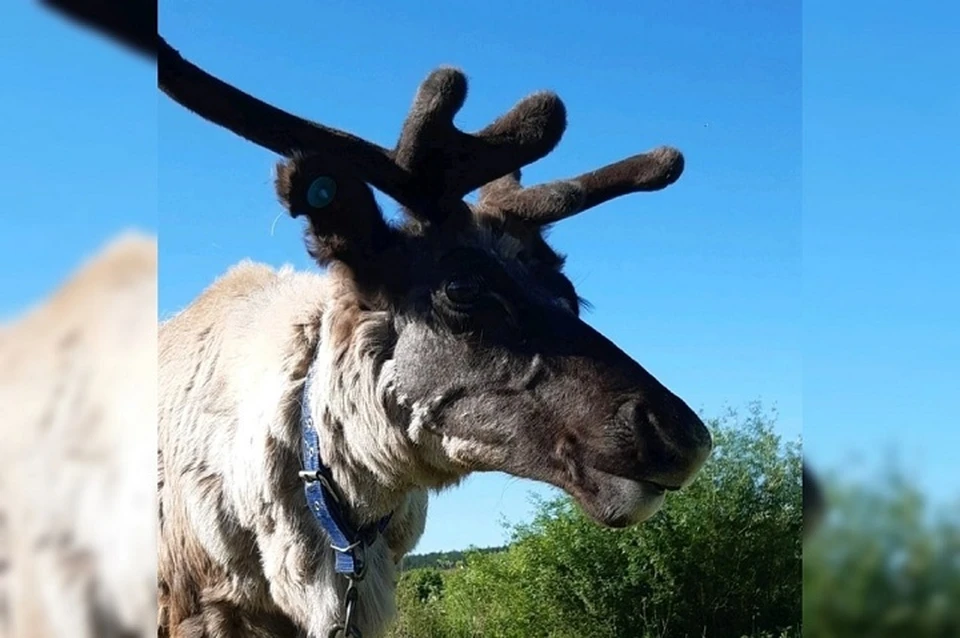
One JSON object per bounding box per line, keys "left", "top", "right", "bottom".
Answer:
{"left": 298, "top": 469, "right": 342, "bottom": 505}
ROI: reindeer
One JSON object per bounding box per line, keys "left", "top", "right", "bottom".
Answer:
{"left": 158, "top": 38, "right": 713, "bottom": 638}
{"left": 0, "top": 234, "right": 157, "bottom": 638}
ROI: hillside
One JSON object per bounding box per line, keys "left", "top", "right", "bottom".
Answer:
{"left": 401, "top": 546, "right": 506, "bottom": 571}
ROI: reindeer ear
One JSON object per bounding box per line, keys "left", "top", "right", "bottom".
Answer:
{"left": 274, "top": 154, "right": 396, "bottom": 271}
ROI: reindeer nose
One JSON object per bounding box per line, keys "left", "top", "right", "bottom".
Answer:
{"left": 670, "top": 399, "right": 713, "bottom": 455}
{"left": 620, "top": 396, "right": 713, "bottom": 489}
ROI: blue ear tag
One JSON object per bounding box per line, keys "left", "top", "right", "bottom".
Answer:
{"left": 306, "top": 176, "right": 337, "bottom": 209}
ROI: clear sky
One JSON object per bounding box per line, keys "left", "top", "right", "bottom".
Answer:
{"left": 2, "top": 0, "right": 955, "bottom": 554}
{"left": 802, "top": 0, "right": 958, "bottom": 502}
{"left": 0, "top": 4, "right": 156, "bottom": 323}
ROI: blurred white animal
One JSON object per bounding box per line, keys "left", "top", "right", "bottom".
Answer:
{"left": 0, "top": 233, "right": 157, "bottom": 638}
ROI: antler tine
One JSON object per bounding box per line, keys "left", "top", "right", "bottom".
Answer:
{"left": 392, "top": 67, "right": 569, "bottom": 209}
{"left": 158, "top": 37, "right": 412, "bottom": 205}
{"left": 477, "top": 170, "right": 585, "bottom": 222}
{"left": 574, "top": 146, "right": 685, "bottom": 213}
{"left": 477, "top": 146, "right": 685, "bottom": 225}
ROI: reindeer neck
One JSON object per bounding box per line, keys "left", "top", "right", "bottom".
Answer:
{"left": 297, "top": 353, "right": 402, "bottom": 565}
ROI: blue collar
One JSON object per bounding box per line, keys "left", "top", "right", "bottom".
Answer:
{"left": 299, "top": 362, "right": 393, "bottom": 579}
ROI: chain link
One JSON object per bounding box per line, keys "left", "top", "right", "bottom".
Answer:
{"left": 327, "top": 578, "right": 361, "bottom": 638}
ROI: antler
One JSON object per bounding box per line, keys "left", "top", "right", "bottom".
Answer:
{"left": 393, "top": 67, "right": 567, "bottom": 207}
{"left": 158, "top": 37, "right": 409, "bottom": 204}
{"left": 158, "top": 38, "right": 567, "bottom": 223}
{"left": 476, "top": 146, "right": 685, "bottom": 224}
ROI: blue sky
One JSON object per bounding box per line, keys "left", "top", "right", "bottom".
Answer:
{"left": 802, "top": 0, "right": 958, "bottom": 501}
{"left": 3, "top": 0, "right": 955, "bottom": 554}
{"left": 0, "top": 4, "right": 155, "bottom": 322}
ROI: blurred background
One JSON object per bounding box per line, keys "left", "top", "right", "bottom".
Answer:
{"left": 0, "top": 2, "right": 156, "bottom": 636}
{"left": 801, "top": 1, "right": 959, "bottom": 635}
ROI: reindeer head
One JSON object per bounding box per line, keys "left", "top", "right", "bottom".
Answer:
{"left": 160, "top": 43, "right": 712, "bottom": 527}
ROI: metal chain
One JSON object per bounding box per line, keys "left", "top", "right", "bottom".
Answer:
{"left": 325, "top": 525, "right": 369, "bottom": 637}
{"left": 327, "top": 577, "right": 361, "bottom": 638}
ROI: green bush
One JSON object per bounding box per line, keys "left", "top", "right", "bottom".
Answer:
{"left": 387, "top": 402, "right": 803, "bottom": 638}
{"left": 802, "top": 470, "right": 960, "bottom": 637}
{"left": 390, "top": 567, "right": 450, "bottom": 637}
{"left": 387, "top": 402, "right": 960, "bottom": 637}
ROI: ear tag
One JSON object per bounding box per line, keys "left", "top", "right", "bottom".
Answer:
{"left": 306, "top": 176, "right": 337, "bottom": 209}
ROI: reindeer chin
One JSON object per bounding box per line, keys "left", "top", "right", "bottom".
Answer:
{"left": 573, "top": 472, "right": 668, "bottom": 528}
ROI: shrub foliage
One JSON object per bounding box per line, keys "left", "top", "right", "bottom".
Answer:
{"left": 388, "top": 403, "right": 804, "bottom": 638}
{"left": 387, "top": 402, "right": 959, "bottom": 637}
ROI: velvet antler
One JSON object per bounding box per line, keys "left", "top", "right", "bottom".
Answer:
{"left": 159, "top": 39, "right": 567, "bottom": 225}
{"left": 393, "top": 67, "right": 567, "bottom": 210}
{"left": 476, "top": 146, "right": 685, "bottom": 224}
{"left": 159, "top": 38, "right": 408, "bottom": 203}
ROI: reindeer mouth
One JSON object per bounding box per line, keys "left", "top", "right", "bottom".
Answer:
{"left": 638, "top": 479, "right": 671, "bottom": 495}
{"left": 565, "top": 470, "right": 675, "bottom": 528}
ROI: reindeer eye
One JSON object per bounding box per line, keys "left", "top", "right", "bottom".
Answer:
{"left": 306, "top": 176, "right": 337, "bottom": 209}
{"left": 443, "top": 275, "right": 483, "bottom": 305}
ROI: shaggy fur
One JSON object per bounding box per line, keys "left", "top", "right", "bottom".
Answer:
{"left": 158, "top": 264, "right": 431, "bottom": 637}
{"left": 0, "top": 233, "right": 157, "bottom": 638}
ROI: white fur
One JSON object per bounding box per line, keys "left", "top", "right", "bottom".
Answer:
{"left": 158, "top": 263, "right": 441, "bottom": 637}
{"left": 0, "top": 233, "right": 157, "bottom": 638}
